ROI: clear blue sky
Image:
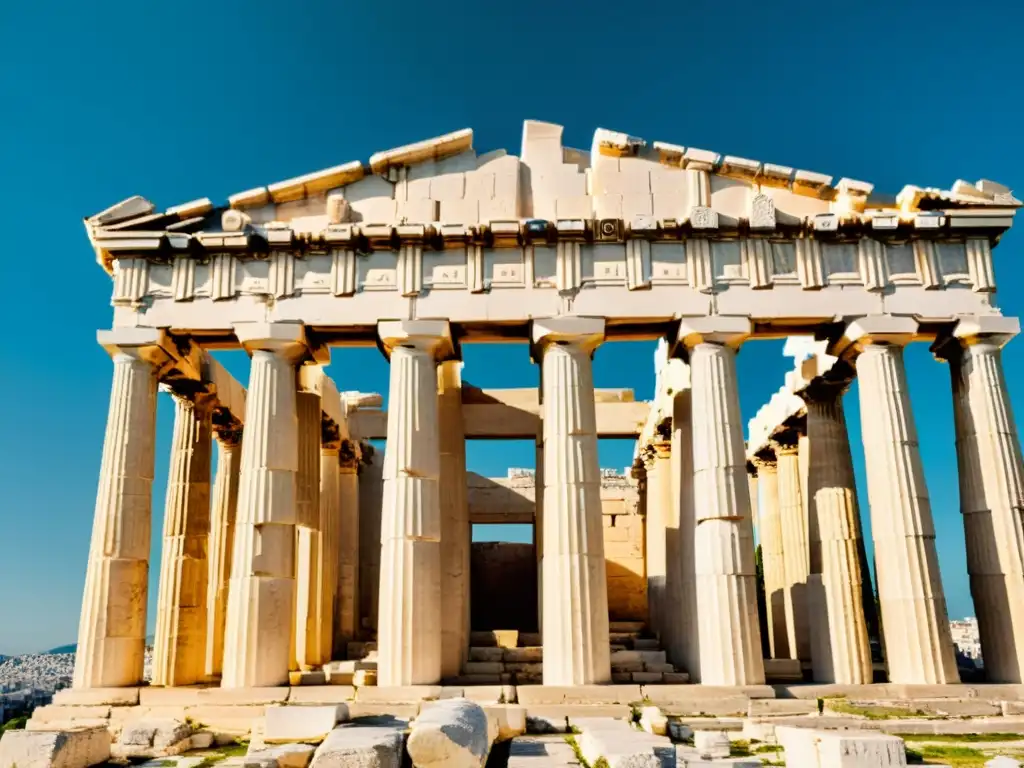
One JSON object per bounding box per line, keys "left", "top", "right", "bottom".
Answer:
{"left": 1, "top": 1, "right": 1022, "bottom": 655}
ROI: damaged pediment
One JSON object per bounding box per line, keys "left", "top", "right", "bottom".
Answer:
{"left": 85, "top": 120, "right": 1020, "bottom": 274}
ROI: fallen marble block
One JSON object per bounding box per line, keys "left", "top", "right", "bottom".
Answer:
{"left": 0, "top": 726, "right": 110, "bottom": 768}
{"left": 116, "top": 719, "right": 193, "bottom": 757}
{"left": 407, "top": 698, "right": 491, "bottom": 768}
{"left": 576, "top": 718, "right": 672, "bottom": 768}
{"left": 310, "top": 725, "right": 404, "bottom": 768}
{"left": 245, "top": 743, "right": 317, "bottom": 768}
{"left": 693, "top": 731, "right": 730, "bottom": 759}
{"left": 265, "top": 705, "right": 348, "bottom": 744}
{"left": 639, "top": 707, "right": 668, "bottom": 736}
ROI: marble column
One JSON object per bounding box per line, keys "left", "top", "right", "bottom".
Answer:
{"left": 205, "top": 428, "right": 241, "bottom": 680}
{"left": 74, "top": 329, "right": 172, "bottom": 689}
{"left": 801, "top": 389, "right": 872, "bottom": 684}
{"left": 318, "top": 434, "right": 341, "bottom": 664}
{"left": 645, "top": 443, "right": 671, "bottom": 643}
{"left": 222, "top": 322, "right": 308, "bottom": 688}
{"left": 152, "top": 392, "right": 213, "bottom": 686}
{"left": 935, "top": 316, "right": 1024, "bottom": 683}
{"left": 679, "top": 317, "right": 765, "bottom": 685}
{"left": 836, "top": 317, "right": 958, "bottom": 684}
{"left": 754, "top": 453, "right": 790, "bottom": 660}
{"left": 670, "top": 385, "right": 698, "bottom": 677}
{"left": 376, "top": 320, "right": 452, "bottom": 685}
{"left": 438, "top": 359, "right": 470, "bottom": 679}
{"left": 535, "top": 437, "right": 544, "bottom": 634}
{"left": 333, "top": 439, "right": 361, "bottom": 658}
{"left": 534, "top": 317, "right": 611, "bottom": 685}
{"left": 294, "top": 388, "right": 323, "bottom": 670}
{"left": 775, "top": 436, "right": 811, "bottom": 663}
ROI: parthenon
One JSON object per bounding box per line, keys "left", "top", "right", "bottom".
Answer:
{"left": 73, "top": 118, "right": 1024, "bottom": 698}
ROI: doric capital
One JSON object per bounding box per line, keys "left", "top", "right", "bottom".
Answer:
{"left": 377, "top": 319, "right": 456, "bottom": 361}
{"left": 770, "top": 424, "right": 802, "bottom": 455}
{"left": 829, "top": 315, "right": 919, "bottom": 360}
{"left": 751, "top": 445, "right": 778, "bottom": 470}
{"left": 675, "top": 316, "right": 751, "bottom": 353}
{"left": 932, "top": 315, "right": 1020, "bottom": 360}
{"left": 321, "top": 420, "right": 342, "bottom": 452}
{"left": 98, "top": 327, "right": 178, "bottom": 372}
{"left": 214, "top": 426, "right": 243, "bottom": 448}
{"left": 531, "top": 316, "right": 605, "bottom": 357}
{"left": 629, "top": 456, "right": 646, "bottom": 480}
{"left": 233, "top": 322, "right": 317, "bottom": 364}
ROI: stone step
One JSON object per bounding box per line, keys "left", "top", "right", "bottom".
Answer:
{"left": 508, "top": 735, "right": 582, "bottom": 766}
{"left": 470, "top": 630, "right": 520, "bottom": 648}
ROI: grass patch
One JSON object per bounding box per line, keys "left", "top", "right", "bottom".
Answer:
{"left": 210, "top": 741, "right": 248, "bottom": 758}
{"left": 825, "top": 698, "right": 929, "bottom": 720}
{"left": 898, "top": 732, "right": 1024, "bottom": 743}
{"left": 906, "top": 744, "right": 988, "bottom": 766}
{"left": 564, "top": 735, "right": 593, "bottom": 768}
{"left": 729, "top": 739, "right": 752, "bottom": 757}
{"left": 753, "top": 743, "right": 783, "bottom": 754}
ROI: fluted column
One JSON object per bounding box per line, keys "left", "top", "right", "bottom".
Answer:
{"left": 679, "top": 317, "right": 765, "bottom": 685}
{"left": 836, "top": 317, "right": 958, "bottom": 684}
{"left": 801, "top": 388, "right": 872, "bottom": 684}
{"left": 74, "top": 329, "right": 173, "bottom": 689}
{"left": 775, "top": 437, "right": 810, "bottom": 663}
{"left": 294, "top": 388, "right": 323, "bottom": 670}
{"left": 645, "top": 444, "right": 671, "bottom": 642}
{"left": 152, "top": 392, "right": 213, "bottom": 686}
{"left": 438, "top": 359, "right": 470, "bottom": 679}
{"left": 205, "top": 428, "right": 241, "bottom": 680}
{"left": 534, "top": 317, "right": 611, "bottom": 685}
{"left": 754, "top": 453, "right": 789, "bottom": 660}
{"left": 376, "top": 320, "right": 453, "bottom": 685}
{"left": 318, "top": 434, "right": 341, "bottom": 664}
{"left": 670, "top": 384, "right": 698, "bottom": 677}
{"left": 535, "top": 438, "right": 544, "bottom": 633}
{"left": 935, "top": 316, "right": 1024, "bottom": 683}
{"left": 333, "top": 439, "right": 361, "bottom": 658}
{"left": 222, "top": 322, "right": 309, "bottom": 688}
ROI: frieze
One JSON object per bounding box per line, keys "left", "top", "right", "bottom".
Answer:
{"left": 116, "top": 234, "right": 992, "bottom": 310}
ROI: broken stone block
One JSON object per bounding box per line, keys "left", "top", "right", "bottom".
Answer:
{"left": 310, "top": 725, "right": 404, "bottom": 768}
{"left": 264, "top": 705, "right": 348, "bottom": 744}
{"left": 245, "top": 743, "right": 316, "bottom": 768}
{"left": 693, "top": 731, "right": 730, "bottom": 759}
{"left": 668, "top": 720, "right": 693, "bottom": 742}
{"left": 407, "top": 698, "right": 491, "bottom": 768}
{"left": 988, "top": 758, "right": 1024, "bottom": 768}
{"left": 353, "top": 670, "right": 377, "bottom": 687}
{"left": 117, "top": 719, "right": 193, "bottom": 756}
{"left": 739, "top": 720, "right": 775, "bottom": 743}
{"left": 638, "top": 707, "right": 667, "bottom": 736}
{"left": 0, "top": 726, "right": 111, "bottom": 768}
{"left": 482, "top": 705, "right": 527, "bottom": 742}
{"left": 815, "top": 731, "right": 907, "bottom": 767}
{"left": 576, "top": 718, "right": 670, "bottom": 768}
{"left": 190, "top": 732, "right": 215, "bottom": 749}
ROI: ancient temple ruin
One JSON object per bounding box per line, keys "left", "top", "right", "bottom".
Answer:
{"left": 72, "top": 119, "right": 1023, "bottom": 701}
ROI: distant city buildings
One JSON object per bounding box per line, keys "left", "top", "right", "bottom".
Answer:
{"left": 950, "top": 617, "right": 983, "bottom": 668}
{"left": 0, "top": 649, "right": 154, "bottom": 725}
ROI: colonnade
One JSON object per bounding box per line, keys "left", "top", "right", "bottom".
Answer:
{"left": 73, "top": 313, "right": 1024, "bottom": 689}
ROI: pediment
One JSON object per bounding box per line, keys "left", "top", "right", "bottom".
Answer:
{"left": 85, "top": 120, "right": 1020, "bottom": 272}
